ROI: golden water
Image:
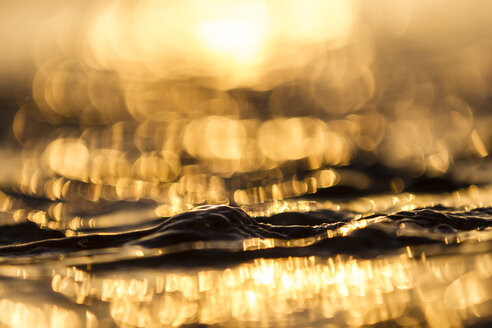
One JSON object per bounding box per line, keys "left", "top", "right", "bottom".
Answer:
{"left": 0, "top": 1, "right": 492, "bottom": 327}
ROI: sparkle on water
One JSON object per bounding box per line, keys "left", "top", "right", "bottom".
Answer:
{"left": 1, "top": 0, "right": 492, "bottom": 327}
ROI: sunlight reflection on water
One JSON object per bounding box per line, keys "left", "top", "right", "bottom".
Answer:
{"left": 1, "top": 1, "right": 492, "bottom": 327}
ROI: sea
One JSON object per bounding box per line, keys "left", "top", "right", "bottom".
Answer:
{"left": 1, "top": 1, "right": 492, "bottom": 327}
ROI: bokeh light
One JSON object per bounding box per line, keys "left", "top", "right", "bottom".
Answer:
{"left": 1, "top": 0, "right": 492, "bottom": 327}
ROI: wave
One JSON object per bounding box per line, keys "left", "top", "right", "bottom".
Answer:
{"left": 1, "top": 205, "right": 491, "bottom": 268}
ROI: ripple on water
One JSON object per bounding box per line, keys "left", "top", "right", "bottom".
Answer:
{"left": 1, "top": 192, "right": 492, "bottom": 327}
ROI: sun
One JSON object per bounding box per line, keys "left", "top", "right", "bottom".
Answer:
{"left": 196, "top": 18, "right": 265, "bottom": 63}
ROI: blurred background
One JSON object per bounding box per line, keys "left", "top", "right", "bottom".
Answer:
{"left": 2, "top": 2, "right": 492, "bottom": 327}
{"left": 0, "top": 0, "right": 491, "bottom": 213}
